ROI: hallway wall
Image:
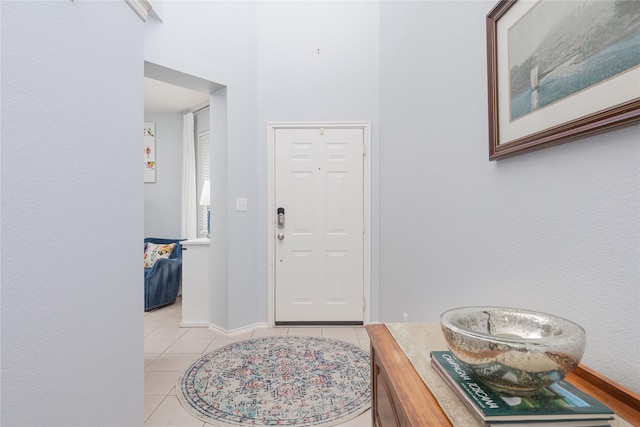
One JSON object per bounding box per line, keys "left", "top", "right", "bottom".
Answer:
{"left": 1, "top": 1, "right": 144, "bottom": 424}
{"left": 144, "top": 113, "right": 183, "bottom": 239}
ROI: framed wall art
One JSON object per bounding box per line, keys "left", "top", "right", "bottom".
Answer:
{"left": 144, "top": 122, "right": 156, "bottom": 182}
{"left": 487, "top": 0, "right": 640, "bottom": 159}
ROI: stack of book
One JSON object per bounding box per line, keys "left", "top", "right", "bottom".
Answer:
{"left": 430, "top": 351, "right": 615, "bottom": 427}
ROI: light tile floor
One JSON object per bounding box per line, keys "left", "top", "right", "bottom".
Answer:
{"left": 144, "top": 297, "right": 373, "bottom": 427}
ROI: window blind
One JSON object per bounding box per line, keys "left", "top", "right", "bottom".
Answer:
{"left": 196, "top": 130, "right": 210, "bottom": 237}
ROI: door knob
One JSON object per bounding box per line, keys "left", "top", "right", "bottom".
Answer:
{"left": 277, "top": 233, "right": 285, "bottom": 241}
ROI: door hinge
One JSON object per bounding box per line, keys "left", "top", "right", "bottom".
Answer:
{"left": 362, "top": 142, "right": 366, "bottom": 157}
{"left": 362, "top": 298, "right": 366, "bottom": 311}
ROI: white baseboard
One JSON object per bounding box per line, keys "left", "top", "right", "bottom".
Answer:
{"left": 206, "top": 322, "right": 269, "bottom": 338}
{"left": 228, "top": 322, "right": 269, "bottom": 337}
{"left": 207, "top": 323, "right": 228, "bottom": 336}
{"left": 179, "top": 321, "right": 278, "bottom": 338}
{"left": 180, "top": 321, "right": 210, "bottom": 328}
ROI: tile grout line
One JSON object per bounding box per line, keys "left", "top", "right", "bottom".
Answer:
{"left": 145, "top": 394, "right": 170, "bottom": 424}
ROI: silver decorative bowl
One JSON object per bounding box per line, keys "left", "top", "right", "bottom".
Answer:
{"left": 440, "top": 306, "right": 586, "bottom": 395}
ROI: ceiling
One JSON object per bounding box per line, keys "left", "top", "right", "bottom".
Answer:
{"left": 144, "top": 77, "right": 210, "bottom": 113}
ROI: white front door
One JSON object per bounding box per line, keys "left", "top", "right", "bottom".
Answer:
{"left": 274, "top": 127, "right": 365, "bottom": 324}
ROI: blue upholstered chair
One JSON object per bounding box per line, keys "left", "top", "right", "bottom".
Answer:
{"left": 144, "top": 238, "right": 183, "bottom": 311}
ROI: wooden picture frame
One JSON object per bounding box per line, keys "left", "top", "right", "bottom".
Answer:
{"left": 486, "top": 0, "right": 640, "bottom": 160}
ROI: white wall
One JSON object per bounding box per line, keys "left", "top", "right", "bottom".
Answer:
{"left": 379, "top": 1, "right": 639, "bottom": 392}
{"left": 145, "top": 1, "right": 258, "bottom": 330}
{"left": 1, "top": 1, "right": 143, "bottom": 425}
{"left": 144, "top": 113, "right": 183, "bottom": 239}
{"left": 210, "top": 88, "right": 230, "bottom": 329}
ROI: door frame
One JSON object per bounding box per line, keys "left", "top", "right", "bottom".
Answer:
{"left": 267, "top": 122, "right": 371, "bottom": 327}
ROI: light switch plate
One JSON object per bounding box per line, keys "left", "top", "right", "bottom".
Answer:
{"left": 236, "top": 197, "right": 247, "bottom": 212}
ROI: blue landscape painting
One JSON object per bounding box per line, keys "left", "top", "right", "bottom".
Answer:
{"left": 509, "top": 1, "right": 640, "bottom": 122}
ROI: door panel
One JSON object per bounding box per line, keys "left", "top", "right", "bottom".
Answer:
{"left": 275, "top": 127, "right": 364, "bottom": 323}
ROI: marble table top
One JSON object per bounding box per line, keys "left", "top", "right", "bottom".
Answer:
{"left": 385, "top": 323, "right": 629, "bottom": 427}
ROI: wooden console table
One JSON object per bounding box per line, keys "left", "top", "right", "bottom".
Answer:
{"left": 366, "top": 323, "right": 640, "bottom": 427}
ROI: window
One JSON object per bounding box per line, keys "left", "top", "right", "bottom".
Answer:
{"left": 196, "top": 130, "right": 210, "bottom": 237}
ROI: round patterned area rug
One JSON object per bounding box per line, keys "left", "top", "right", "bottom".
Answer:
{"left": 177, "top": 335, "right": 371, "bottom": 427}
